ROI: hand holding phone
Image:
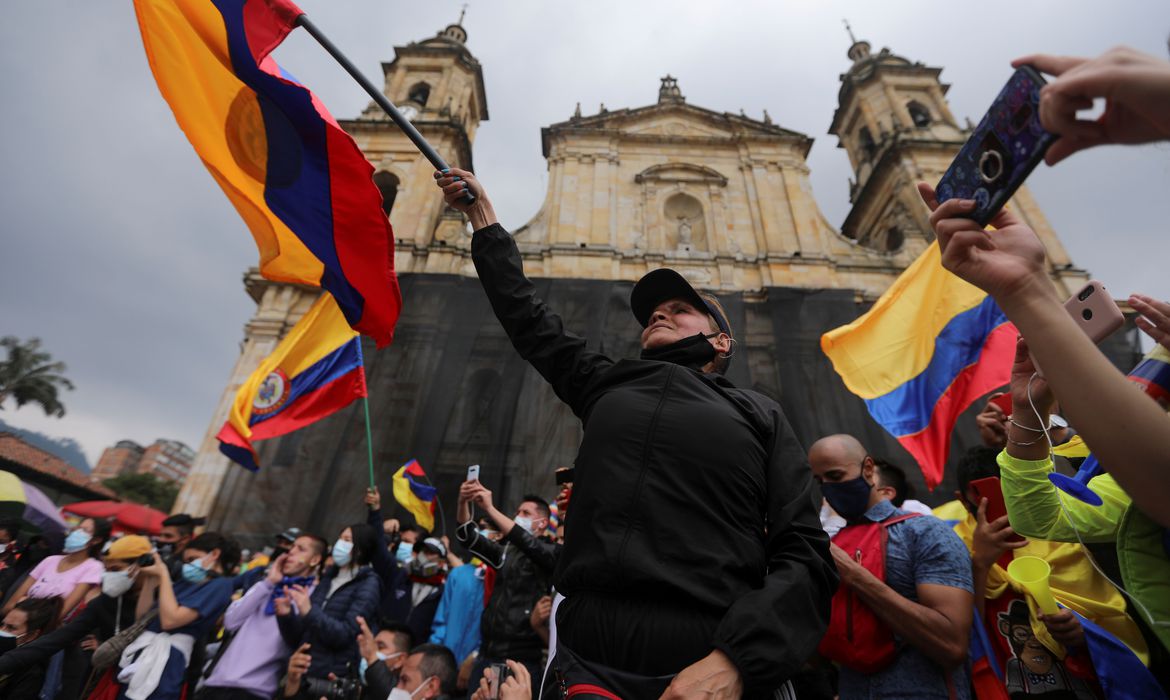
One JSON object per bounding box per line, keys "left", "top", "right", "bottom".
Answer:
{"left": 466, "top": 464, "right": 480, "bottom": 482}
{"left": 1032, "top": 280, "right": 1124, "bottom": 377}
{"left": 935, "top": 66, "right": 1056, "bottom": 225}
{"left": 969, "top": 476, "right": 1025, "bottom": 569}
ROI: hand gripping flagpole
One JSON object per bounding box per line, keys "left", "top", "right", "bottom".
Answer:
{"left": 295, "top": 14, "right": 475, "bottom": 204}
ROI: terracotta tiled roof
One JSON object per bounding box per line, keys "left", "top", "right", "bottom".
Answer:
{"left": 0, "top": 432, "right": 115, "bottom": 497}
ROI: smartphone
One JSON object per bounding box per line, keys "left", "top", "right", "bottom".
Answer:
{"left": 935, "top": 66, "right": 1056, "bottom": 225}
{"left": 488, "top": 662, "right": 511, "bottom": 699}
{"left": 555, "top": 467, "right": 575, "bottom": 485}
{"left": 1033, "top": 280, "right": 1124, "bottom": 376}
{"left": 969, "top": 476, "right": 1025, "bottom": 559}
{"left": 466, "top": 464, "right": 480, "bottom": 482}
{"left": 989, "top": 392, "right": 1013, "bottom": 416}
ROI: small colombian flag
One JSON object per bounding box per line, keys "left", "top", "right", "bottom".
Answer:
{"left": 217, "top": 293, "right": 366, "bottom": 470}
{"left": 392, "top": 460, "right": 437, "bottom": 532}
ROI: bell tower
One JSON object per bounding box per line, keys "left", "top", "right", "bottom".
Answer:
{"left": 340, "top": 15, "right": 488, "bottom": 263}
{"left": 828, "top": 28, "right": 1084, "bottom": 295}
{"left": 172, "top": 18, "right": 489, "bottom": 520}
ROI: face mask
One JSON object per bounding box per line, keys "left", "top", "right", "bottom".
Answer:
{"left": 395, "top": 542, "right": 413, "bottom": 564}
{"left": 332, "top": 539, "right": 354, "bottom": 568}
{"left": 154, "top": 541, "right": 175, "bottom": 558}
{"left": 0, "top": 542, "right": 9, "bottom": 553}
{"left": 181, "top": 557, "right": 209, "bottom": 583}
{"left": 389, "top": 675, "right": 435, "bottom": 700}
{"left": 640, "top": 332, "right": 719, "bottom": 369}
{"left": 0, "top": 630, "right": 24, "bottom": 653}
{"left": 101, "top": 570, "right": 135, "bottom": 597}
{"left": 821, "top": 474, "right": 874, "bottom": 521}
{"left": 358, "top": 651, "right": 400, "bottom": 681}
{"left": 410, "top": 555, "right": 442, "bottom": 579}
{"left": 514, "top": 516, "right": 535, "bottom": 534}
{"left": 63, "top": 529, "right": 92, "bottom": 554}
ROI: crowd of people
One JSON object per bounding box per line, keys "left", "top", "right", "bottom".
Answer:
{"left": 1, "top": 44, "right": 1168, "bottom": 700}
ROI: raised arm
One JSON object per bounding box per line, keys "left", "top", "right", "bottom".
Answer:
{"left": 436, "top": 168, "right": 613, "bottom": 413}
{"left": 918, "top": 184, "right": 1170, "bottom": 527}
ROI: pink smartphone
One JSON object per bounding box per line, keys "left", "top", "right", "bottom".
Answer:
{"left": 1032, "top": 280, "right": 1124, "bottom": 376}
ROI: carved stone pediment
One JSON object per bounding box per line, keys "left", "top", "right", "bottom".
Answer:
{"left": 624, "top": 117, "right": 729, "bottom": 139}
{"left": 635, "top": 162, "right": 728, "bottom": 186}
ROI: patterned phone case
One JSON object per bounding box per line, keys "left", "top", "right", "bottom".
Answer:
{"left": 935, "top": 66, "right": 1056, "bottom": 225}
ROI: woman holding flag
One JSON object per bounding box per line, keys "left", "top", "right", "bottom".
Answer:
{"left": 435, "top": 169, "right": 836, "bottom": 699}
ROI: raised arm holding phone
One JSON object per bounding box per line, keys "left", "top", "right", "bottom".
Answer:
{"left": 437, "top": 167, "right": 834, "bottom": 699}
{"left": 915, "top": 47, "right": 1170, "bottom": 527}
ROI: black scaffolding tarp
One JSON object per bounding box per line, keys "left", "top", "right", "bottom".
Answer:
{"left": 208, "top": 274, "right": 1143, "bottom": 548}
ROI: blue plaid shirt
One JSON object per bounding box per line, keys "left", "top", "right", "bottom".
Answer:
{"left": 836, "top": 499, "right": 974, "bottom": 700}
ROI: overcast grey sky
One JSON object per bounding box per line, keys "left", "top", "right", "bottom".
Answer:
{"left": 2, "top": 1, "right": 1168, "bottom": 467}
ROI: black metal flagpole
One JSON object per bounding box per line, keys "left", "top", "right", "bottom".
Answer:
{"left": 295, "top": 14, "right": 474, "bottom": 203}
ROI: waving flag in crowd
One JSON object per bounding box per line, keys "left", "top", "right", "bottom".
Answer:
{"left": 393, "top": 459, "right": 437, "bottom": 532}
{"left": 218, "top": 293, "right": 366, "bottom": 470}
{"left": 133, "top": 0, "right": 401, "bottom": 345}
{"left": 822, "top": 243, "right": 1015, "bottom": 488}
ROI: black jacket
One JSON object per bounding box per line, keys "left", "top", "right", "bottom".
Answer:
{"left": 276, "top": 565, "right": 381, "bottom": 680}
{"left": 0, "top": 591, "right": 139, "bottom": 673}
{"left": 471, "top": 223, "right": 837, "bottom": 690}
{"left": 455, "top": 522, "right": 558, "bottom": 661}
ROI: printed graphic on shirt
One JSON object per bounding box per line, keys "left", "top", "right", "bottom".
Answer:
{"left": 997, "top": 599, "right": 1096, "bottom": 699}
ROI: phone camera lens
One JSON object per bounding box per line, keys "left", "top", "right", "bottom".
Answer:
{"left": 978, "top": 151, "right": 1003, "bottom": 183}
{"left": 1082, "top": 308, "right": 1093, "bottom": 321}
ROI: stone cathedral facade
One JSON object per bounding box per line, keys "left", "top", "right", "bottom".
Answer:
{"left": 173, "top": 22, "right": 1093, "bottom": 545}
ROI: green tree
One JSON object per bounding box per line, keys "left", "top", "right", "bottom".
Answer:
{"left": 0, "top": 336, "right": 75, "bottom": 418}
{"left": 102, "top": 472, "right": 180, "bottom": 512}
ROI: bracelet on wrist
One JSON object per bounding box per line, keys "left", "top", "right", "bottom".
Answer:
{"left": 1007, "top": 433, "right": 1049, "bottom": 447}
{"left": 1009, "top": 418, "right": 1050, "bottom": 433}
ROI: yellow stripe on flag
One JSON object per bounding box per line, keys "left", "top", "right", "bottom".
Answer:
{"left": 821, "top": 242, "right": 987, "bottom": 399}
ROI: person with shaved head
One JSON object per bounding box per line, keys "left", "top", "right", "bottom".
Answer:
{"left": 808, "top": 434, "right": 974, "bottom": 700}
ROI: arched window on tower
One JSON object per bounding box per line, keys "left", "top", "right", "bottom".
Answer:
{"left": 407, "top": 82, "right": 431, "bottom": 108}
{"left": 858, "top": 127, "right": 876, "bottom": 160}
{"left": 373, "top": 171, "right": 400, "bottom": 217}
{"left": 907, "top": 101, "right": 932, "bottom": 128}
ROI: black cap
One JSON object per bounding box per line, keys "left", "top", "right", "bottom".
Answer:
{"left": 420, "top": 537, "right": 447, "bottom": 557}
{"left": 161, "top": 514, "right": 206, "bottom": 527}
{"left": 276, "top": 527, "right": 303, "bottom": 543}
{"left": 630, "top": 268, "right": 730, "bottom": 336}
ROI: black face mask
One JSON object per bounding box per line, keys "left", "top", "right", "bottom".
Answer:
{"left": 0, "top": 634, "right": 19, "bottom": 655}
{"left": 641, "top": 332, "right": 718, "bottom": 370}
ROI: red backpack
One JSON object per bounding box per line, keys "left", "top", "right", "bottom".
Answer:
{"left": 817, "top": 512, "right": 921, "bottom": 673}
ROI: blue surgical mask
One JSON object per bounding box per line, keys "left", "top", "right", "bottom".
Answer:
{"left": 395, "top": 542, "right": 413, "bottom": 564}
{"left": 514, "top": 516, "right": 534, "bottom": 534}
{"left": 358, "top": 652, "right": 390, "bottom": 682}
{"left": 332, "top": 539, "right": 354, "bottom": 568}
{"left": 181, "top": 558, "right": 209, "bottom": 583}
{"left": 821, "top": 475, "right": 874, "bottom": 521}
{"left": 63, "top": 529, "right": 92, "bottom": 554}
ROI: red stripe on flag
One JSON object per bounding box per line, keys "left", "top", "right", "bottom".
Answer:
{"left": 249, "top": 366, "right": 366, "bottom": 441}
{"left": 897, "top": 322, "right": 1017, "bottom": 488}
{"left": 241, "top": 0, "right": 302, "bottom": 64}
{"left": 322, "top": 122, "right": 402, "bottom": 344}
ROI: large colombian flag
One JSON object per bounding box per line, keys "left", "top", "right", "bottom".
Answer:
{"left": 392, "top": 460, "right": 437, "bottom": 532}
{"left": 821, "top": 242, "right": 1016, "bottom": 488}
{"left": 133, "top": 0, "right": 401, "bottom": 346}
{"left": 218, "top": 293, "right": 366, "bottom": 470}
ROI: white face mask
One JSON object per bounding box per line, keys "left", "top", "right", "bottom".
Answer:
{"left": 101, "top": 570, "right": 135, "bottom": 598}
{"left": 0, "top": 542, "right": 9, "bottom": 553}
{"left": 389, "top": 676, "right": 434, "bottom": 700}
{"left": 513, "top": 516, "right": 534, "bottom": 534}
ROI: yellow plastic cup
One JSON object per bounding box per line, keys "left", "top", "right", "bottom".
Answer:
{"left": 1007, "top": 556, "right": 1059, "bottom": 615}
